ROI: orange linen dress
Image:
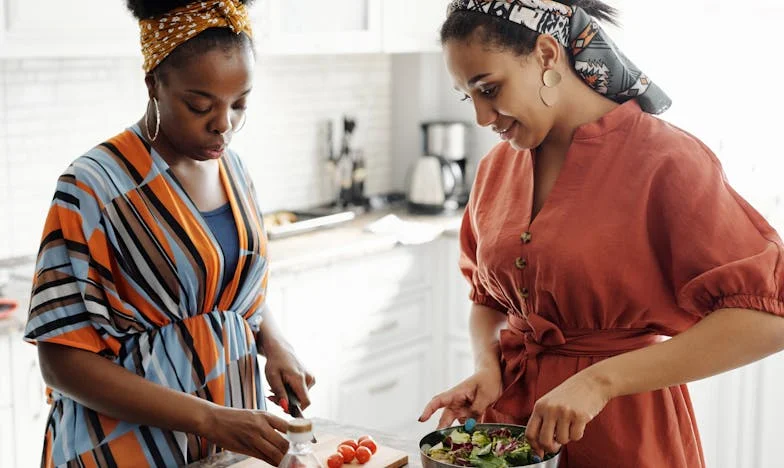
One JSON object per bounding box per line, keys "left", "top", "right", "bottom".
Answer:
{"left": 459, "top": 100, "right": 784, "bottom": 467}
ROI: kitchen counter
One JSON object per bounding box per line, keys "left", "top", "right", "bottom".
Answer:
{"left": 268, "top": 207, "right": 463, "bottom": 275}
{"left": 191, "top": 418, "right": 424, "bottom": 467}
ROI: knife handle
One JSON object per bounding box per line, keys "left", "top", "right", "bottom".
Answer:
{"left": 283, "top": 383, "right": 300, "bottom": 412}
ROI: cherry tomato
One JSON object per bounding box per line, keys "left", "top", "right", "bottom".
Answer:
{"left": 357, "top": 435, "right": 373, "bottom": 443}
{"left": 327, "top": 454, "right": 344, "bottom": 468}
{"left": 359, "top": 439, "right": 377, "bottom": 455}
{"left": 339, "top": 440, "right": 359, "bottom": 450}
{"left": 356, "top": 446, "right": 372, "bottom": 464}
{"left": 338, "top": 445, "right": 356, "bottom": 463}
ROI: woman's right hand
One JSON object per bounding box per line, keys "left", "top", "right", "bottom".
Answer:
{"left": 200, "top": 406, "right": 290, "bottom": 465}
{"left": 418, "top": 366, "right": 504, "bottom": 429}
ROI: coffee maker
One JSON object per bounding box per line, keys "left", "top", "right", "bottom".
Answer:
{"left": 407, "top": 121, "right": 471, "bottom": 213}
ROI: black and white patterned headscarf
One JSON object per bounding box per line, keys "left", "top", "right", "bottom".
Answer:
{"left": 449, "top": 0, "right": 671, "bottom": 114}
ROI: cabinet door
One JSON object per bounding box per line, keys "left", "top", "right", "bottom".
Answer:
{"left": 382, "top": 0, "right": 451, "bottom": 53}
{"left": 0, "top": 408, "right": 14, "bottom": 468}
{"left": 255, "top": 0, "right": 382, "bottom": 55}
{"left": 0, "top": 0, "right": 139, "bottom": 58}
{"left": 0, "top": 335, "right": 11, "bottom": 409}
{"left": 278, "top": 269, "right": 339, "bottom": 420}
{"left": 11, "top": 335, "right": 49, "bottom": 468}
{"left": 336, "top": 344, "right": 432, "bottom": 433}
{"left": 444, "top": 238, "right": 472, "bottom": 340}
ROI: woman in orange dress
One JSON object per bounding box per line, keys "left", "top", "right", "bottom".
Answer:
{"left": 23, "top": 1, "right": 314, "bottom": 466}
{"left": 419, "top": 1, "right": 784, "bottom": 466}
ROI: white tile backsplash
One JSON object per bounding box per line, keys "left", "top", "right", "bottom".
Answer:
{"left": 0, "top": 54, "right": 392, "bottom": 258}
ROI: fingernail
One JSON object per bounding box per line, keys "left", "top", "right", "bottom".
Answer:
{"left": 532, "top": 455, "right": 542, "bottom": 463}
{"left": 281, "top": 399, "right": 289, "bottom": 413}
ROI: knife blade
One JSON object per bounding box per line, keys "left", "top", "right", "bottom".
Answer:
{"left": 284, "top": 383, "right": 318, "bottom": 444}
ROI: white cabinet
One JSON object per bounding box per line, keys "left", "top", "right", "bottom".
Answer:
{"left": 0, "top": 0, "right": 452, "bottom": 57}
{"left": 0, "top": 335, "right": 11, "bottom": 406}
{"left": 254, "top": 0, "right": 383, "bottom": 55}
{"left": 337, "top": 343, "right": 431, "bottom": 433}
{"left": 265, "top": 243, "right": 442, "bottom": 433}
{"left": 0, "top": 408, "right": 14, "bottom": 468}
{"left": 10, "top": 333, "right": 49, "bottom": 468}
{"left": 381, "top": 0, "right": 451, "bottom": 54}
{"left": 0, "top": 0, "right": 139, "bottom": 58}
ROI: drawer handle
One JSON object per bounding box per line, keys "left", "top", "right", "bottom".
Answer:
{"left": 369, "top": 320, "right": 399, "bottom": 336}
{"left": 368, "top": 379, "right": 400, "bottom": 395}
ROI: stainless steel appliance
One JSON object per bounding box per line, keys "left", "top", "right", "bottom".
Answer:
{"left": 407, "top": 121, "right": 471, "bottom": 213}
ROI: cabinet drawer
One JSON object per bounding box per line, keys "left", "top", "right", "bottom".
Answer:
{"left": 336, "top": 346, "right": 430, "bottom": 432}
{"left": 337, "top": 245, "right": 431, "bottom": 294}
{"left": 342, "top": 289, "right": 431, "bottom": 351}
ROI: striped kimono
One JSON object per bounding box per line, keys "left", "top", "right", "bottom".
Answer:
{"left": 24, "top": 127, "right": 269, "bottom": 467}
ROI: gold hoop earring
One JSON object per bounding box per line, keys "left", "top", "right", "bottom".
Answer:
{"left": 539, "top": 69, "right": 562, "bottom": 107}
{"left": 233, "top": 112, "right": 247, "bottom": 134}
{"left": 145, "top": 97, "right": 160, "bottom": 142}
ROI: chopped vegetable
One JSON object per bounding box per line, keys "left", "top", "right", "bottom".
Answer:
{"left": 425, "top": 428, "right": 551, "bottom": 467}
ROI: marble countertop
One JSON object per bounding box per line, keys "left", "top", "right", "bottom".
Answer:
{"left": 268, "top": 207, "right": 463, "bottom": 275}
{"left": 191, "top": 418, "right": 424, "bottom": 467}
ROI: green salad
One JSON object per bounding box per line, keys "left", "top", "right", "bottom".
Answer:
{"left": 423, "top": 427, "right": 547, "bottom": 467}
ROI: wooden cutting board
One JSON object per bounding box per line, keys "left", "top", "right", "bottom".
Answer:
{"left": 228, "top": 434, "right": 409, "bottom": 468}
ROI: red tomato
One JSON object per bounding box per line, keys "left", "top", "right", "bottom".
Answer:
{"left": 327, "top": 454, "right": 344, "bottom": 468}
{"left": 337, "top": 445, "right": 356, "bottom": 463}
{"left": 359, "top": 439, "right": 377, "bottom": 455}
{"left": 339, "top": 440, "right": 359, "bottom": 450}
{"left": 357, "top": 435, "right": 373, "bottom": 443}
{"left": 356, "top": 446, "right": 372, "bottom": 464}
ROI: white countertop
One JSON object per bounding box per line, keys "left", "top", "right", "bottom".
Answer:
{"left": 268, "top": 207, "right": 463, "bottom": 274}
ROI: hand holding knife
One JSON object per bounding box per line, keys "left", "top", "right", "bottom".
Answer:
{"left": 284, "top": 382, "right": 318, "bottom": 443}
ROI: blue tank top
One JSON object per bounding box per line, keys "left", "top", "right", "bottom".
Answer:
{"left": 201, "top": 203, "right": 239, "bottom": 293}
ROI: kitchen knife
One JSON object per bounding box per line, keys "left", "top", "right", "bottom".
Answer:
{"left": 284, "top": 383, "right": 317, "bottom": 443}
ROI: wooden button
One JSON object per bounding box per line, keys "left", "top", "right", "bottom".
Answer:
{"left": 515, "top": 257, "right": 527, "bottom": 269}
{"left": 518, "top": 288, "right": 529, "bottom": 299}
{"left": 521, "top": 232, "right": 532, "bottom": 243}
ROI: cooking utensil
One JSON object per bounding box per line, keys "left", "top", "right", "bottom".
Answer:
{"left": 284, "top": 383, "right": 317, "bottom": 443}
{"left": 419, "top": 423, "right": 561, "bottom": 468}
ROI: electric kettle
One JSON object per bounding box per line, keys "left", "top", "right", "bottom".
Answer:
{"left": 406, "top": 155, "right": 458, "bottom": 214}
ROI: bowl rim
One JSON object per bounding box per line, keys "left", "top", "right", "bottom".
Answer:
{"left": 418, "top": 423, "right": 561, "bottom": 468}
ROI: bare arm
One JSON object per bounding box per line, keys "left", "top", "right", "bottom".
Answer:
{"left": 587, "top": 307, "right": 784, "bottom": 397}
{"left": 39, "top": 342, "right": 290, "bottom": 464}
{"left": 469, "top": 303, "right": 508, "bottom": 371}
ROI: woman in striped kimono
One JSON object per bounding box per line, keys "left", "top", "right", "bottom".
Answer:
{"left": 23, "top": 1, "right": 314, "bottom": 466}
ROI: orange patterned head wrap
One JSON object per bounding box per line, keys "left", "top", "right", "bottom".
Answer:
{"left": 139, "top": 0, "right": 253, "bottom": 73}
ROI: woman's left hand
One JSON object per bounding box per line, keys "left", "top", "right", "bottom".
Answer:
{"left": 525, "top": 370, "right": 613, "bottom": 456}
{"left": 263, "top": 340, "right": 316, "bottom": 412}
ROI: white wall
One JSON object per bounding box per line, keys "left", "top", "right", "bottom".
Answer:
{"left": 0, "top": 54, "right": 393, "bottom": 259}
